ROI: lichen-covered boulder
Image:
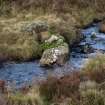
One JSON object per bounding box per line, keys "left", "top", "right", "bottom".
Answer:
{"left": 40, "top": 43, "right": 69, "bottom": 66}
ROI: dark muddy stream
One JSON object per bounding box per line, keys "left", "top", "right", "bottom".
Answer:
{"left": 0, "top": 23, "right": 105, "bottom": 87}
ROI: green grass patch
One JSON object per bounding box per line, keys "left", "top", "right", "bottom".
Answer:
{"left": 40, "top": 39, "right": 65, "bottom": 51}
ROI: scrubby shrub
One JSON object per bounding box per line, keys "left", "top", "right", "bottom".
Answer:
{"left": 39, "top": 71, "right": 81, "bottom": 103}
{"left": 80, "top": 89, "right": 105, "bottom": 105}
{"left": 52, "top": 98, "right": 77, "bottom": 105}
{"left": 7, "top": 87, "right": 43, "bottom": 105}
{"left": 82, "top": 54, "right": 105, "bottom": 83}
{"left": 48, "top": 15, "right": 81, "bottom": 45}
{"left": 0, "top": 32, "right": 42, "bottom": 61}
{"left": 79, "top": 81, "right": 105, "bottom": 105}
{"left": 79, "top": 80, "right": 98, "bottom": 92}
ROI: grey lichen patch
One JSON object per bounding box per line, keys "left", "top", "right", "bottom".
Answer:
{"left": 21, "top": 21, "right": 48, "bottom": 34}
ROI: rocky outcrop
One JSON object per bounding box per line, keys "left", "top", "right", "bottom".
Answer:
{"left": 40, "top": 35, "right": 70, "bottom": 66}
{"left": 40, "top": 43, "right": 69, "bottom": 66}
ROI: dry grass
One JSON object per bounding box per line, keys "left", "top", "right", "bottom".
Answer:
{"left": 0, "top": 70, "right": 105, "bottom": 105}
{"left": 0, "top": 0, "right": 104, "bottom": 62}
{"left": 0, "top": 32, "right": 41, "bottom": 61}
{"left": 82, "top": 54, "right": 105, "bottom": 83}
{"left": 0, "top": 13, "right": 83, "bottom": 61}
{"left": 0, "top": 86, "right": 43, "bottom": 105}
{"left": 80, "top": 89, "right": 105, "bottom": 105}
{"left": 1, "top": 0, "right": 105, "bottom": 14}
{"left": 39, "top": 71, "right": 81, "bottom": 103}
{"left": 7, "top": 87, "right": 43, "bottom": 105}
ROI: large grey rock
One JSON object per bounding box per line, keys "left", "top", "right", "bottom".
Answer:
{"left": 40, "top": 43, "right": 69, "bottom": 66}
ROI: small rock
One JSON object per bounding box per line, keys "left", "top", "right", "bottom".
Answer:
{"left": 81, "top": 44, "right": 94, "bottom": 54}
{"left": 91, "top": 32, "right": 97, "bottom": 39}
{"left": 45, "top": 35, "right": 59, "bottom": 43}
